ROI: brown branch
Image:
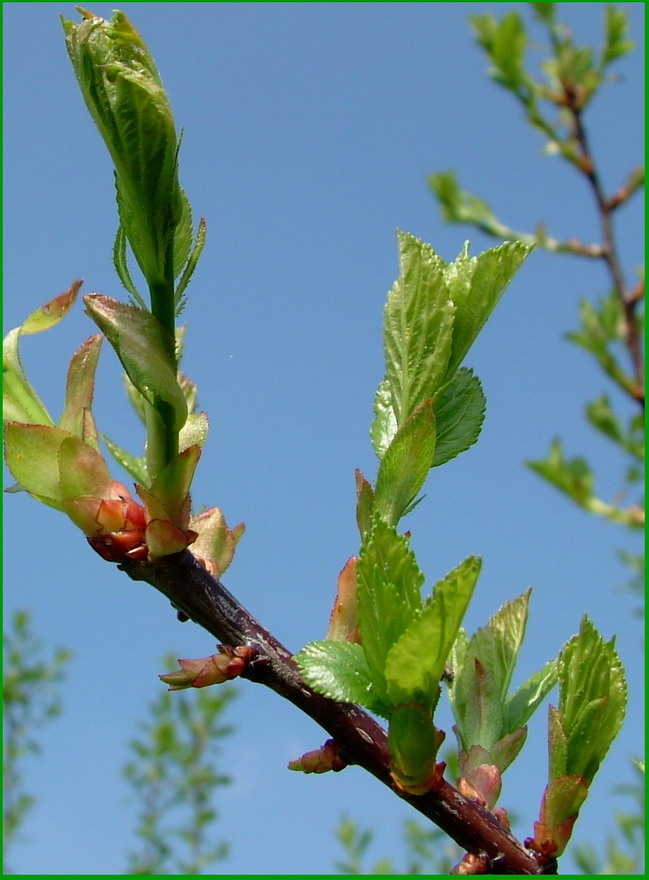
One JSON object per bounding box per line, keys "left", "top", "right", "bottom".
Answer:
{"left": 567, "top": 100, "right": 645, "bottom": 407}
{"left": 119, "top": 549, "right": 553, "bottom": 875}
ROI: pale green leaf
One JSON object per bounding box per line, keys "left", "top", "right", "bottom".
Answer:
{"left": 58, "top": 334, "right": 103, "bottom": 450}
{"left": 57, "top": 435, "right": 112, "bottom": 500}
{"left": 4, "top": 423, "right": 73, "bottom": 509}
{"left": 383, "top": 232, "right": 455, "bottom": 425}
{"left": 175, "top": 216, "right": 207, "bottom": 315}
{"left": 445, "top": 240, "right": 532, "bottom": 377}
{"left": 385, "top": 555, "right": 481, "bottom": 708}
{"left": 527, "top": 439, "right": 594, "bottom": 505}
{"left": 504, "top": 657, "right": 558, "bottom": 732}
{"left": 102, "top": 433, "right": 148, "bottom": 484}
{"left": 3, "top": 283, "right": 82, "bottom": 427}
{"left": 83, "top": 295, "right": 187, "bottom": 433}
{"left": 374, "top": 401, "right": 436, "bottom": 527}
{"left": 113, "top": 223, "right": 145, "bottom": 308}
{"left": 356, "top": 520, "right": 424, "bottom": 693}
{"left": 370, "top": 376, "right": 397, "bottom": 459}
{"left": 556, "top": 616, "right": 627, "bottom": 785}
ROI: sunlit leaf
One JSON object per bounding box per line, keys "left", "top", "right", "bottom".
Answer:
{"left": 385, "top": 556, "right": 481, "bottom": 709}
{"left": 374, "top": 400, "right": 436, "bottom": 527}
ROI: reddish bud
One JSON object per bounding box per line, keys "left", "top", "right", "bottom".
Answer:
{"left": 159, "top": 645, "right": 252, "bottom": 691}
{"left": 288, "top": 739, "right": 347, "bottom": 774}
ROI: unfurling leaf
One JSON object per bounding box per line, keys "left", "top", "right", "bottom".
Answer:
{"left": 62, "top": 8, "right": 183, "bottom": 288}
{"left": 385, "top": 555, "right": 481, "bottom": 710}
{"left": 3, "top": 281, "right": 82, "bottom": 427}
{"left": 374, "top": 400, "right": 436, "bottom": 527}
{"left": 83, "top": 295, "right": 187, "bottom": 434}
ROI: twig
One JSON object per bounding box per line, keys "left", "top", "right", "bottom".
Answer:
{"left": 567, "top": 96, "right": 644, "bottom": 406}
{"left": 120, "top": 550, "right": 554, "bottom": 875}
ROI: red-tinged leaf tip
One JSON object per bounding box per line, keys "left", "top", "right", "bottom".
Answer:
{"left": 21, "top": 280, "right": 83, "bottom": 335}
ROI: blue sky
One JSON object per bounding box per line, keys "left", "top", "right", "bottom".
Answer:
{"left": 3, "top": 1, "right": 644, "bottom": 874}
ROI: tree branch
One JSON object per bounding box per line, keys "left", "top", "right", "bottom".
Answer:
{"left": 120, "top": 550, "right": 554, "bottom": 875}
{"left": 568, "top": 100, "right": 644, "bottom": 407}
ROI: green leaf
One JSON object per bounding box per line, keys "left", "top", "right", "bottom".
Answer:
{"left": 83, "top": 295, "right": 187, "bottom": 433}
{"left": 428, "top": 172, "right": 529, "bottom": 243}
{"left": 190, "top": 507, "right": 244, "bottom": 579}
{"left": 383, "top": 232, "right": 455, "bottom": 425}
{"left": 102, "top": 433, "right": 148, "bottom": 484}
{"left": 147, "top": 445, "right": 201, "bottom": 526}
{"left": 387, "top": 702, "right": 444, "bottom": 789}
{"left": 445, "top": 240, "right": 532, "bottom": 377}
{"left": 566, "top": 293, "right": 636, "bottom": 395}
{"left": 370, "top": 376, "right": 397, "bottom": 459}
{"left": 530, "top": 3, "right": 555, "bottom": 26}
{"left": 57, "top": 435, "right": 112, "bottom": 500}
{"left": 504, "top": 657, "right": 558, "bottom": 732}
{"left": 62, "top": 9, "right": 183, "bottom": 288}
{"left": 385, "top": 556, "right": 481, "bottom": 709}
{"left": 354, "top": 469, "right": 375, "bottom": 541}
{"left": 527, "top": 438, "right": 594, "bottom": 505}
{"left": 374, "top": 400, "right": 436, "bottom": 527}
{"left": 295, "top": 641, "right": 389, "bottom": 718}
{"left": 448, "top": 590, "right": 557, "bottom": 761}
{"left": 470, "top": 11, "right": 528, "bottom": 90}
{"left": 554, "top": 616, "right": 627, "bottom": 786}
{"left": 58, "top": 334, "right": 103, "bottom": 450}
{"left": 173, "top": 186, "right": 194, "bottom": 281}
{"left": 3, "top": 282, "right": 82, "bottom": 427}
{"left": 602, "top": 7, "right": 635, "bottom": 67}
{"left": 3, "top": 329, "right": 54, "bottom": 427}
{"left": 179, "top": 411, "right": 209, "bottom": 452}
{"left": 356, "top": 520, "right": 424, "bottom": 696}
{"left": 4, "top": 423, "right": 73, "bottom": 509}
{"left": 175, "top": 216, "right": 207, "bottom": 315}
{"left": 113, "top": 223, "right": 146, "bottom": 308}
{"left": 432, "top": 368, "right": 485, "bottom": 467}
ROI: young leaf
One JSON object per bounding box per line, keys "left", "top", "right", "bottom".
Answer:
{"left": 3, "top": 282, "right": 82, "bottom": 427}
{"left": 374, "top": 400, "right": 436, "bottom": 527}
{"left": 555, "top": 615, "right": 627, "bottom": 786}
{"left": 356, "top": 521, "right": 424, "bottom": 695}
{"left": 58, "top": 334, "right": 103, "bottom": 450}
{"left": 102, "top": 434, "right": 149, "bottom": 485}
{"left": 449, "top": 590, "right": 557, "bottom": 755}
{"left": 385, "top": 556, "right": 481, "bottom": 709}
{"left": 83, "top": 295, "right": 187, "bottom": 434}
{"left": 370, "top": 376, "right": 397, "bottom": 459}
{"left": 113, "top": 223, "right": 146, "bottom": 308}
{"left": 503, "top": 657, "right": 558, "bottom": 733}
{"left": 57, "top": 435, "right": 113, "bottom": 501}
{"left": 601, "top": 7, "right": 635, "bottom": 68}
{"left": 295, "top": 641, "right": 389, "bottom": 718}
{"left": 145, "top": 445, "right": 202, "bottom": 528}
{"left": 527, "top": 438, "right": 594, "bottom": 505}
{"left": 175, "top": 216, "right": 207, "bottom": 314}
{"left": 4, "top": 423, "right": 73, "bottom": 509}
{"left": 431, "top": 368, "right": 485, "bottom": 467}
{"left": 387, "top": 702, "right": 445, "bottom": 792}
{"left": 383, "top": 232, "right": 455, "bottom": 425}
{"left": 62, "top": 9, "right": 183, "bottom": 288}
{"left": 354, "top": 470, "right": 375, "bottom": 541}
{"left": 444, "top": 240, "right": 532, "bottom": 377}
